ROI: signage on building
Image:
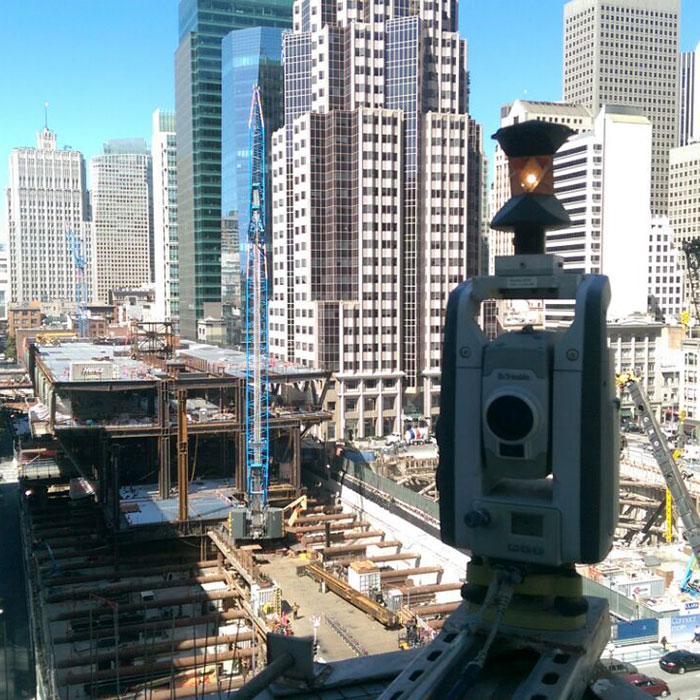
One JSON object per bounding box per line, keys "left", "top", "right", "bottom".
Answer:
{"left": 670, "top": 612, "right": 700, "bottom": 641}
{"left": 69, "top": 361, "right": 116, "bottom": 382}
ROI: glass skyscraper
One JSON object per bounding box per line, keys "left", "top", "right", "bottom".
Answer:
{"left": 222, "top": 27, "right": 284, "bottom": 251}
{"left": 221, "top": 27, "right": 284, "bottom": 345}
{"left": 175, "top": 0, "right": 292, "bottom": 339}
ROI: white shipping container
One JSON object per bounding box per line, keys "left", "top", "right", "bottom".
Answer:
{"left": 348, "top": 562, "right": 381, "bottom": 594}
{"left": 612, "top": 576, "right": 665, "bottom": 599}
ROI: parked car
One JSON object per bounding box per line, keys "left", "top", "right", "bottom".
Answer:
{"left": 622, "top": 673, "right": 670, "bottom": 697}
{"left": 599, "top": 657, "right": 638, "bottom": 675}
{"left": 659, "top": 649, "right": 700, "bottom": 674}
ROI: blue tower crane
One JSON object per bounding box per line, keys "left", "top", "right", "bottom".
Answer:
{"left": 67, "top": 229, "right": 87, "bottom": 338}
{"left": 245, "top": 85, "right": 270, "bottom": 538}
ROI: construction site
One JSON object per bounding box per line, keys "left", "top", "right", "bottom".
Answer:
{"left": 11, "top": 328, "right": 474, "bottom": 700}
{"left": 15, "top": 340, "right": 700, "bottom": 700}
{"left": 11, "top": 95, "right": 700, "bottom": 700}
{"left": 4, "top": 90, "right": 469, "bottom": 700}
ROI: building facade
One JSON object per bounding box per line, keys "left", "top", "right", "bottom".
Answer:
{"left": 175, "top": 0, "right": 293, "bottom": 339}
{"left": 489, "top": 100, "right": 593, "bottom": 274}
{"left": 563, "top": 0, "right": 680, "bottom": 214}
{"left": 5, "top": 127, "right": 92, "bottom": 306}
{"left": 0, "top": 244, "right": 8, "bottom": 320}
{"left": 679, "top": 41, "right": 700, "bottom": 147}
{"left": 548, "top": 106, "right": 651, "bottom": 325}
{"left": 677, "top": 337, "right": 700, "bottom": 431}
{"left": 152, "top": 110, "right": 179, "bottom": 328}
{"left": 647, "top": 215, "right": 684, "bottom": 320}
{"left": 90, "top": 140, "right": 153, "bottom": 303}
{"left": 611, "top": 319, "right": 684, "bottom": 420}
{"left": 489, "top": 102, "right": 649, "bottom": 327}
{"left": 221, "top": 26, "right": 284, "bottom": 347}
{"left": 669, "top": 142, "right": 700, "bottom": 308}
{"left": 221, "top": 27, "right": 284, "bottom": 247}
{"left": 270, "top": 0, "right": 479, "bottom": 439}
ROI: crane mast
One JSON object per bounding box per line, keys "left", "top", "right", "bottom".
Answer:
{"left": 67, "top": 228, "right": 87, "bottom": 338}
{"left": 245, "top": 85, "right": 270, "bottom": 538}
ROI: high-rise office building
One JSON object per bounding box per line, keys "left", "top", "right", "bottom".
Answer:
{"left": 152, "top": 110, "right": 179, "bottom": 327}
{"left": 679, "top": 42, "right": 700, "bottom": 147}
{"left": 489, "top": 100, "right": 593, "bottom": 274}
{"left": 270, "top": 0, "right": 479, "bottom": 439}
{"left": 487, "top": 101, "right": 592, "bottom": 335}
{"left": 0, "top": 244, "right": 8, "bottom": 320}
{"left": 563, "top": 0, "right": 680, "bottom": 214}
{"left": 91, "top": 139, "right": 153, "bottom": 302}
{"left": 546, "top": 106, "right": 651, "bottom": 324}
{"left": 6, "top": 126, "right": 92, "bottom": 306}
{"left": 221, "top": 27, "right": 284, "bottom": 346}
{"left": 647, "top": 216, "right": 683, "bottom": 319}
{"left": 175, "top": 0, "right": 293, "bottom": 339}
{"left": 669, "top": 142, "right": 700, "bottom": 307}
{"left": 222, "top": 27, "right": 284, "bottom": 244}
{"left": 221, "top": 211, "right": 242, "bottom": 344}
{"left": 494, "top": 102, "right": 650, "bottom": 325}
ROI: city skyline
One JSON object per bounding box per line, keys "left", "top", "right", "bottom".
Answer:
{"left": 3, "top": 0, "right": 700, "bottom": 215}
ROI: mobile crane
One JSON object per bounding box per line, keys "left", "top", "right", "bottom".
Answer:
{"left": 618, "top": 373, "right": 700, "bottom": 594}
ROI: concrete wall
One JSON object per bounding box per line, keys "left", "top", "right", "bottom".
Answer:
{"left": 319, "top": 472, "right": 469, "bottom": 585}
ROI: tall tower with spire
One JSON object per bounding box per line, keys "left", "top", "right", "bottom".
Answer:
{"left": 5, "top": 122, "right": 92, "bottom": 307}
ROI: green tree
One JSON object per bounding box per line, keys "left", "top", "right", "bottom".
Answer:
{"left": 4, "top": 336, "right": 17, "bottom": 360}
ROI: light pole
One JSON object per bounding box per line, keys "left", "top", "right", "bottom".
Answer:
{"left": 311, "top": 616, "right": 320, "bottom": 660}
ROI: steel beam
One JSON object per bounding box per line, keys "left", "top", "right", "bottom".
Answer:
{"left": 46, "top": 561, "right": 218, "bottom": 587}
{"left": 380, "top": 566, "right": 442, "bottom": 581}
{"left": 45, "top": 573, "right": 228, "bottom": 603}
{"left": 63, "top": 646, "right": 256, "bottom": 685}
{"left": 53, "top": 609, "right": 248, "bottom": 644}
{"left": 55, "top": 631, "right": 254, "bottom": 669}
{"left": 51, "top": 589, "right": 241, "bottom": 622}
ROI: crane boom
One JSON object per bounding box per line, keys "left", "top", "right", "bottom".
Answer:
{"left": 620, "top": 375, "right": 700, "bottom": 562}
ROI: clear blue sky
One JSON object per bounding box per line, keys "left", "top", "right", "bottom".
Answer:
{"left": 1, "top": 0, "right": 699, "bottom": 198}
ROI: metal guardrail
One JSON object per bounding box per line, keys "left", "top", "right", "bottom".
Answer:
{"left": 338, "top": 458, "right": 439, "bottom": 521}
{"left": 613, "top": 646, "right": 663, "bottom": 664}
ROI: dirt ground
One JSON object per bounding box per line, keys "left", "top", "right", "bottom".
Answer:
{"left": 259, "top": 553, "right": 403, "bottom": 661}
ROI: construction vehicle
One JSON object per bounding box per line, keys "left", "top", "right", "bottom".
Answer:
{"left": 680, "top": 555, "right": 699, "bottom": 596}
{"left": 617, "top": 373, "right": 700, "bottom": 591}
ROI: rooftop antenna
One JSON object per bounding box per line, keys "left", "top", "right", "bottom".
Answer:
{"left": 44, "top": 101, "right": 49, "bottom": 130}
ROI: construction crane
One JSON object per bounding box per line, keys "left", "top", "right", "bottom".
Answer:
{"left": 66, "top": 228, "right": 87, "bottom": 338}
{"left": 618, "top": 373, "right": 700, "bottom": 592}
{"left": 683, "top": 238, "right": 700, "bottom": 327}
{"left": 244, "top": 85, "right": 271, "bottom": 539}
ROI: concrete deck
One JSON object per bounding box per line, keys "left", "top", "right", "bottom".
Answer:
{"left": 260, "top": 554, "right": 403, "bottom": 661}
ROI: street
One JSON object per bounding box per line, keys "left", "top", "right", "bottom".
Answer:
{"left": 637, "top": 657, "right": 700, "bottom": 700}
{"left": 0, "top": 421, "right": 35, "bottom": 699}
